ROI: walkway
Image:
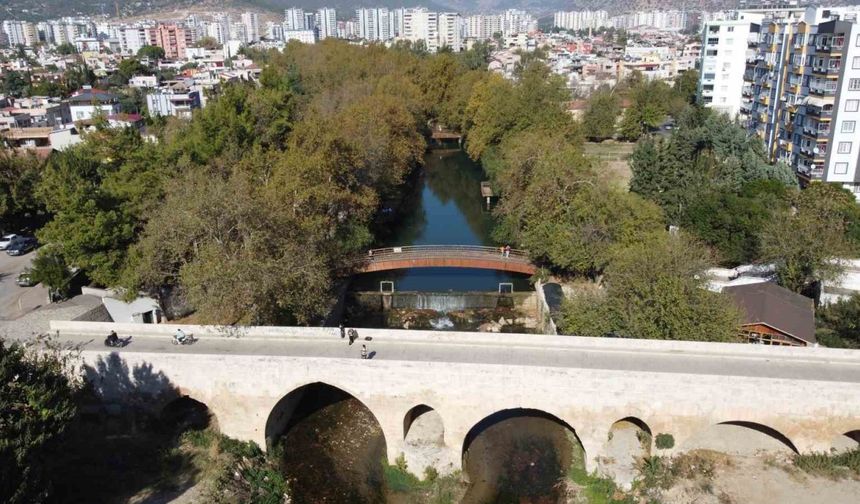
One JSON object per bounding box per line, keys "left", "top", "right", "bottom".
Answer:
{"left": 45, "top": 322, "right": 860, "bottom": 383}
{"left": 357, "top": 245, "right": 537, "bottom": 275}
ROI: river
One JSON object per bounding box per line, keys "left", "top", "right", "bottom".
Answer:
{"left": 346, "top": 148, "right": 535, "bottom": 331}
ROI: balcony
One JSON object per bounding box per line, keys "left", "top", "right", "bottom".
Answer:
{"left": 809, "top": 85, "right": 837, "bottom": 96}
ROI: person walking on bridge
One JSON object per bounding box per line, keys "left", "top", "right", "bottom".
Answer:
{"left": 361, "top": 344, "right": 368, "bottom": 360}
{"left": 504, "top": 245, "right": 511, "bottom": 258}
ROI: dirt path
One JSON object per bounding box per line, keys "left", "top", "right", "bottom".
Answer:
{"left": 661, "top": 454, "right": 860, "bottom": 504}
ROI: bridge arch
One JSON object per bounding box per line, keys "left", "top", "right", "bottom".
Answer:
{"left": 264, "top": 381, "right": 386, "bottom": 450}
{"left": 160, "top": 395, "right": 216, "bottom": 433}
{"left": 403, "top": 404, "right": 444, "bottom": 443}
{"left": 830, "top": 430, "right": 860, "bottom": 452}
{"left": 599, "top": 417, "right": 653, "bottom": 489}
{"left": 680, "top": 420, "right": 798, "bottom": 455}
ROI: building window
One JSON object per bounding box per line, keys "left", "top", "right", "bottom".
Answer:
{"left": 706, "top": 49, "right": 718, "bottom": 56}
{"left": 850, "top": 78, "right": 860, "bottom": 91}
{"left": 727, "top": 26, "right": 734, "bottom": 32}
{"left": 843, "top": 121, "right": 857, "bottom": 133}
{"left": 835, "top": 162, "right": 849, "bottom": 174}
{"left": 838, "top": 142, "right": 853, "bottom": 154}
{"left": 847, "top": 99, "right": 860, "bottom": 112}
{"left": 703, "top": 73, "right": 715, "bottom": 80}
{"left": 854, "top": 56, "right": 860, "bottom": 69}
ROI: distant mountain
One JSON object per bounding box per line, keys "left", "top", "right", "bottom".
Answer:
{"left": 5, "top": 0, "right": 860, "bottom": 22}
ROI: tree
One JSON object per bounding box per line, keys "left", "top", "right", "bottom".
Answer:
{"left": 30, "top": 249, "right": 74, "bottom": 301}
{"left": 582, "top": 87, "right": 620, "bottom": 141}
{"left": 490, "top": 131, "right": 663, "bottom": 276}
{"left": 0, "top": 70, "right": 30, "bottom": 98}
{"left": 681, "top": 181, "right": 790, "bottom": 266}
{"left": 194, "top": 36, "right": 220, "bottom": 50}
{"left": 55, "top": 42, "right": 76, "bottom": 55}
{"left": 759, "top": 184, "right": 854, "bottom": 295}
{"left": 0, "top": 338, "right": 79, "bottom": 504}
{"left": 816, "top": 294, "right": 860, "bottom": 348}
{"left": 115, "top": 58, "right": 148, "bottom": 82}
{"left": 0, "top": 149, "right": 44, "bottom": 229}
{"left": 673, "top": 69, "right": 699, "bottom": 106}
{"left": 137, "top": 45, "right": 165, "bottom": 61}
{"left": 559, "top": 233, "right": 741, "bottom": 341}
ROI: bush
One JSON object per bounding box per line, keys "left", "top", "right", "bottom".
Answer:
{"left": 655, "top": 433, "right": 675, "bottom": 449}
{"left": 794, "top": 448, "right": 860, "bottom": 478}
{"left": 383, "top": 455, "right": 424, "bottom": 493}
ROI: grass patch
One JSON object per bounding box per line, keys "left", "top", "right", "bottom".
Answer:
{"left": 567, "top": 441, "right": 634, "bottom": 504}
{"left": 382, "top": 454, "right": 464, "bottom": 503}
{"left": 794, "top": 448, "right": 860, "bottom": 479}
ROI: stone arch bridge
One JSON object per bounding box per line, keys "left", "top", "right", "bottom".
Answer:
{"left": 50, "top": 321, "right": 860, "bottom": 476}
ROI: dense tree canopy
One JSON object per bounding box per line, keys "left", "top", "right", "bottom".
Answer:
{"left": 488, "top": 131, "right": 663, "bottom": 276}
{"left": 559, "top": 233, "right": 741, "bottom": 341}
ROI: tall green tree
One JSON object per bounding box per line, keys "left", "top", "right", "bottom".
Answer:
{"left": 760, "top": 183, "right": 855, "bottom": 294}
{"left": 1, "top": 339, "right": 79, "bottom": 504}
{"left": 582, "top": 87, "right": 620, "bottom": 141}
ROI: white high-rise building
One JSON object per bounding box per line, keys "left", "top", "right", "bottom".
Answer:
{"left": 241, "top": 12, "right": 260, "bottom": 43}
{"left": 553, "top": 10, "right": 610, "bottom": 31}
{"left": 400, "top": 8, "right": 461, "bottom": 53}
{"left": 316, "top": 8, "right": 337, "bottom": 39}
{"left": 356, "top": 8, "right": 391, "bottom": 41}
{"left": 2, "top": 20, "right": 38, "bottom": 47}
{"left": 284, "top": 8, "right": 306, "bottom": 31}
{"left": 698, "top": 17, "right": 763, "bottom": 118}
{"left": 465, "top": 15, "right": 503, "bottom": 40}
{"left": 438, "top": 13, "right": 462, "bottom": 51}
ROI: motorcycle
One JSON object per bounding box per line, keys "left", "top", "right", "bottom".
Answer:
{"left": 171, "top": 333, "right": 196, "bottom": 345}
{"left": 104, "top": 334, "right": 130, "bottom": 348}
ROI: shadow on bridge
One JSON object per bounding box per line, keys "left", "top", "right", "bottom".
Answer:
{"left": 49, "top": 353, "right": 214, "bottom": 503}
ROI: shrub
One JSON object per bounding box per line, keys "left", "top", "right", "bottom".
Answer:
{"left": 655, "top": 433, "right": 675, "bottom": 449}
{"left": 794, "top": 448, "right": 860, "bottom": 478}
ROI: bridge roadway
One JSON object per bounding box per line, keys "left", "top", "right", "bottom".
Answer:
{"left": 45, "top": 324, "right": 860, "bottom": 383}
{"left": 45, "top": 322, "right": 860, "bottom": 476}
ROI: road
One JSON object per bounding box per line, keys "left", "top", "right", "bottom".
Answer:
{"left": 0, "top": 251, "right": 46, "bottom": 320}
{"left": 52, "top": 329, "right": 860, "bottom": 384}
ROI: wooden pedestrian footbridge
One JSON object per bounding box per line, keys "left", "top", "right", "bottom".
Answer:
{"left": 356, "top": 245, "right": 537, "bottom": 275}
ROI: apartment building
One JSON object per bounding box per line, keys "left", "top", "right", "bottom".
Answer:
{"left": 241, "top": 12, "right": 260, "bottom": 43}
{"left": 284, "top": 8, "right": 306, "bottom": 31}
{"left": 316, "top": 8, "right": 337, "bottom": 39}
{"left": 465, "top": 15, "right": 502, "bottom": 40}
{"left": 400, "top": 8, "right": 462, "bottom": 52}
{"left": 152, "top": 24, "right": 194, "bottom": 59}
{"left": 553, "top": 10, "right": 610, "bottom": 31}
{"left": 740, "top": 7, "right": 860, "bottom": 196}
{"left": 356, "top": 8, "right": 391, "bottom": 41}
{"left": 699, "top": 17, "right": 763, "bottom": 117}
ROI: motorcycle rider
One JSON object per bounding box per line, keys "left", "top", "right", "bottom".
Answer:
{"left": 106, "top": 330, "right": 119, "bottom": 347}
{"left": 174, "top": 328, "right": 188, "bottom": 344}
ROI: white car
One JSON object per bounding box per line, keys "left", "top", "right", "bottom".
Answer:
{"left": 0, "top": 234, "right": 20, "bottom": 250}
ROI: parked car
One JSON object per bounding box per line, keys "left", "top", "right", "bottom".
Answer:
{"left": 6, "top": 237, "right": 37, "bottom": 256}
{"left": 0, "top": 234, "right": 20, "bottom": 250}
{"left": 16, "top": 269, "right": 36, "bottom": 287}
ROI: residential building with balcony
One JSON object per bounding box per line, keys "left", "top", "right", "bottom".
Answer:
{"left": 146, "top": 86, "right": 201, "bottom": 118}
{"left": 699, "top": 17, "right": 764, "bottom": 117}
{"left": 737, "top": 7, "right": 860, "bottom": 198}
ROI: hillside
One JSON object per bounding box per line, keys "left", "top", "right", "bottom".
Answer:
{"left": 5, "top": 0, "right": 860, "bottom": 22}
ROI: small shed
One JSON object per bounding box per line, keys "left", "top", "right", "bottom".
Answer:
{"left": 724, "top": 282, "right": 815, "bottom": 346}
